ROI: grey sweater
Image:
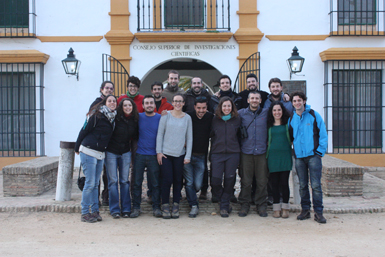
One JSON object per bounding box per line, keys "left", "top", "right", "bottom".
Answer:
{"left": 156, "top": 112, "right": 193, "bottom": 160}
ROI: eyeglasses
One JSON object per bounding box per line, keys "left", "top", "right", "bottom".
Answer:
{"left": 173, "top": 100, "right": 184, "bottom": 103}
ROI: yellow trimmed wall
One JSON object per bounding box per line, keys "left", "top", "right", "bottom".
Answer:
{"left": 328, "top": 154, "right": 385, "bottom": 167}
{"left": 0, "top": 157, "right": 38, "bottom": 171}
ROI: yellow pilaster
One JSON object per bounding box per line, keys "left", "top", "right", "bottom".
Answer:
{"left": 233, "top": 0, "right": 264, "bottom": 69}
{"left": 104, "top": 0, "right": 134, "bottom": 73}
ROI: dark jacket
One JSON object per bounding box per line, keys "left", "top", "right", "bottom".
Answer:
{"left": 238, "top": 106, "right": 268, "bottom": 155}
{"left": 209, "top": 92, "right": 242, "bottom": 113}
{"left": 238, "top": 89, "right": 269, "bottom": 109}
{"left": 264, "top": 93, "right": 294, "bottom": 114}
{"left": 210, "top": 115, "right": 241, "bottom": 154}
{"left": 89, "top": 97, "right": 103, "bottom": 111}
{"left": 107, "top": 115, "right": 138, "bottom": 155}
{"left": 75, "top": 114, "right": 114, "bottom": 152}
{"left": 187, "top": 111, "right": 213, "bottom": 154}
{"left": 184, "top": 88, "right": 211, "bottom": 112}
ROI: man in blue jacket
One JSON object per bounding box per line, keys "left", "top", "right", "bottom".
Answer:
{"left": 289, "top": 91, "right": 328, "bottom": 224}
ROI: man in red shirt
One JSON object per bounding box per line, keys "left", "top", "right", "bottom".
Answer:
{"left": 118, "top": 76, "right": 144, "bottom": 113}
{"left": 151, "top": 81, "right": 173, "bottom": 114}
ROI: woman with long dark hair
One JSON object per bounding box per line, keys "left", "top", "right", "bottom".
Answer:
{"left": 266, "top": 101, "right": 292, "bottom": 218}
{"left": 210, "top": 96, "right": 241, "bottom": 218}
{"left": 156, "top": 93, "right": 192, "bottom": 219}
{"left": 75, "top": 95, "right": 117, "bottom": 223}
{"left": 105, "top": 98, "right": 139, "bottom": 219}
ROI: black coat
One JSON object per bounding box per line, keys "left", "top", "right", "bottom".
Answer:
{"left": 75, "top": 114, "right": 114, "bottom": 152}
{"left": 107, "top": 115, "right": 138, "bottom": 155}
{"left": 210, "top": 115, "right": 241, "bottom": 154}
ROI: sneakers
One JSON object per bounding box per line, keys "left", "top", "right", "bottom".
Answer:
{"left": 189, "top": 205, "right": 199, "bottom": 218}
{"left": 258, "top": 210, "right": 268, "bottom": 217}
{"left": 122, "top": 212, "right": 130, "bottom": 218}
{"left": 153, "top": 208, "right": 162, "bottom": 218}
{"left": 162, "top": 204, "right": 171, "bottom": 219}
{"left": 238, "top": 205, "right": 249, "bottom": 217}
{"left": 171, "top": 203, "right": 180, "bottom": 219}
{"left": 314, "top": 212, "right": 327, "bottom": 224}
{"left": 130, "top": 209, "right": 141, "bottom": 218}
{"left": 81, "top": 213, "right": 97, "bottom": 223}
{"left": 220, "top": 209, "right": 229, "bottom": 218}
{"left": 91, "top": 212, "right": 103, "bottom": 221}
{"left": 112, "top": 213, "right": 121, "bottom": 219}
{"left": 297, "top": 210, "right": 311, "bottom": 220}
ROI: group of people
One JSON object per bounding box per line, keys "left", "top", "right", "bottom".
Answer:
{"left": 75, "top": 70, "right": 328, "bottom": 225}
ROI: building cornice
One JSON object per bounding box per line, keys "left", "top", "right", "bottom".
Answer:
{"left": 134, "top": 32, "right": 233, "bottom": 42}
{"left": 0, "top": 50, "right": 49, "bottom": 64}
{"left": 320, "top": 47, "right": 385, "bottom": 61}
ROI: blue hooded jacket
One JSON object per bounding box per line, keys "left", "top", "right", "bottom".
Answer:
{"left": 289, "top": 105, "right": 327, "bottom": 158}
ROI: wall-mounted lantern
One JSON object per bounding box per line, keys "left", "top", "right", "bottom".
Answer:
{"left": 62, "top": 48, "right": 80, "bottom": 81}
{"left": 287, "top": 46, "right": 305, "bottom": 80}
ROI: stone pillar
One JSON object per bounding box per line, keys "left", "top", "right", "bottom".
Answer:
{"left": 291, "top": 157, "right": 301, "bottom": 204}
{"left": 55, "top": 141, "right": 76, "bottom": 201}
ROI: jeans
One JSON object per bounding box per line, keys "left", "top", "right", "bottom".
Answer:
{"left": 160, "top": 155, "right": 184, "bottom": 204}
{"left": 105, "top": 151, "right": 132, "bottom": 214}
{"left": 183, "top": 154, "right": 205, "bottom": 206}
{"left": 201, "top": 154, "right": 209, "bottom": 193}
{"left": 132, "top": 153, "right": 161, "bottom": 210}
{"left": 295, "top": 155, "right": 324, "bottom": 214}
{"left": 211, "top": 153, "right": 239, "bottom": 212}
{"left": 238, "top": 153, "right": 269, "bottom": 211}
{"left": 80, "top": 152, "right": 104, "bottom": 215}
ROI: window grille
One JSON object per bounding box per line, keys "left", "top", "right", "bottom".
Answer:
{"left": 0, "top": 63, "right": 44, "bottom": 156}
{"left": 329, "top": 0, "right": 385, "bottom": 36}
{"left": 0, "top": 0, "right": 36, "bottom": 38}
{"left": 137, "top": 0, "right": 230, "bottom": 32}
{"left": 324, "top": 60, "right": 385, "bottom": 153}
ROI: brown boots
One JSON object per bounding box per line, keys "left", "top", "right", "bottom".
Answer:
{"left": 272, "top": 203, "right": 290, "bottom": 218}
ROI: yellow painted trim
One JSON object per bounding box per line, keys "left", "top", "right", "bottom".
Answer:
{"left": 105, "top": 31, "right": 134, "bottom": 45}
{"left": 266, "top": 35, "right": 329, "bottom": 41}
{"left": 330, "top": 31, "right": 385, "bottom": 36}
{"left": 108, "top": 11, "right": 130, "bottom": 16}
{"left": 319, "top": 47, "right": 385, "bottom": 61}
{"left": 328, "top": 154, "right": 385, "bottom": 167}
{"left": 0, "top": 157, "right": 39, "bottom": 171}
{"left": 37, "top": 36, "right": 103, "bottom": 42}
{"left": 236, "top": 11, "right": 260, "bottom": 15}
{"left": 134, "top": 32, "right": 233, "bottom": 42}
{"left": 0, "top": 50, "right": 49, "bottom": 64}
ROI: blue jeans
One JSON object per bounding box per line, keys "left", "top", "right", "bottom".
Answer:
{"left": 80, "top": 152, "right": 104, "bottom": 215}
{"left": 295, "top": 155, "right": 324, "bottom": 214}
{"left": 105, "top": 151, "right": 132, "bottom": 214}
{"left": 132, "top": 153, "right": 161, "bottom": 210}
{"left": 183, "top": 154, "right": 205, "bottom": 206}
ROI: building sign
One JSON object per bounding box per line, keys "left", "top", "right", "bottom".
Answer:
{"left": 132, "top": 44, "right": 237, "bottom": 57}
{"left": 282, "top": 80, "right": 307, "bottom": 95}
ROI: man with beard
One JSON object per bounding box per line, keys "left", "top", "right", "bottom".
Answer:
{"left": 131, "top": 95, "right": 162, "bottom": 218}
{"left": 117, "top": 76, "right": 144, "bottom": 112}
{"left": 184, "top": 77, "right": 211, "bottom": 112}
{"left": 151, "top": 81, "right": 173, "bottom": 114}
{"left": 264, "top": 77, "right": 294, "bottom": 113}
{"left": 239, "top": 74, "right": 269, "bottom": 109}
{"left": 162, "top": 70, "right": 185, "bottom": 102}
{"left": 238, "top": 91, "right": 269, "bottom": 217}
{"left": 185, "top": 97, "right": 213, "bottom": 217}
{"left": 209, "top": 75, "right": 242, "bottom": 113}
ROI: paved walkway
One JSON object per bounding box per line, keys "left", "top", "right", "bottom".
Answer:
{"left": 1, "top": 169, "right": 385, "bottom": 215}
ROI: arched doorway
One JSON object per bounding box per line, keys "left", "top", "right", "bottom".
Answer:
{"left": 140, "top": 58, "right": 222, "bottom": 96}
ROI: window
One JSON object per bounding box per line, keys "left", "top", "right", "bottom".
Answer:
{"left": 338, "top": 0, "right": 376, "bottom": 25}
{"left": 164, "top": 0, "right": 204, "bottom": 29}
{"left": 324, "top": 60, "right": 385, "bottom": 153}
{"left": 0, "top": 63, "right": 44, "bottom": 156}
{"left": 0, "top": 0, "right": 35, "bottom": 37}
{"left": 330, "top": 0, "right": 384, "bottom": 36}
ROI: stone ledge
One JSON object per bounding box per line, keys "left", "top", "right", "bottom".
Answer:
{"left": 2, "top": 157, "right": 59, "bottom": 175}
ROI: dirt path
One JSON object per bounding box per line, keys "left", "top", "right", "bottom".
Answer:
{"left": 1, "top": 212, "right": 384, "bottom": 256}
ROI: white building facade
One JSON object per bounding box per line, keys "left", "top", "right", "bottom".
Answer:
{"left": 1, "top": 0, "right": 384, "bottom": 165}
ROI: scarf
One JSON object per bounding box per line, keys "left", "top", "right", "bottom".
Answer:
{"left": 222, "top": 114, "right": 232, "bottom": 121}
{"left": 126, "top": 91, "right": 139, "bottom": 98}
{"left": 100, "top": 105, "right": 117, "bottom": 123}
{"left": 220, "top": 90, "right": 233, "bottom": 98}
